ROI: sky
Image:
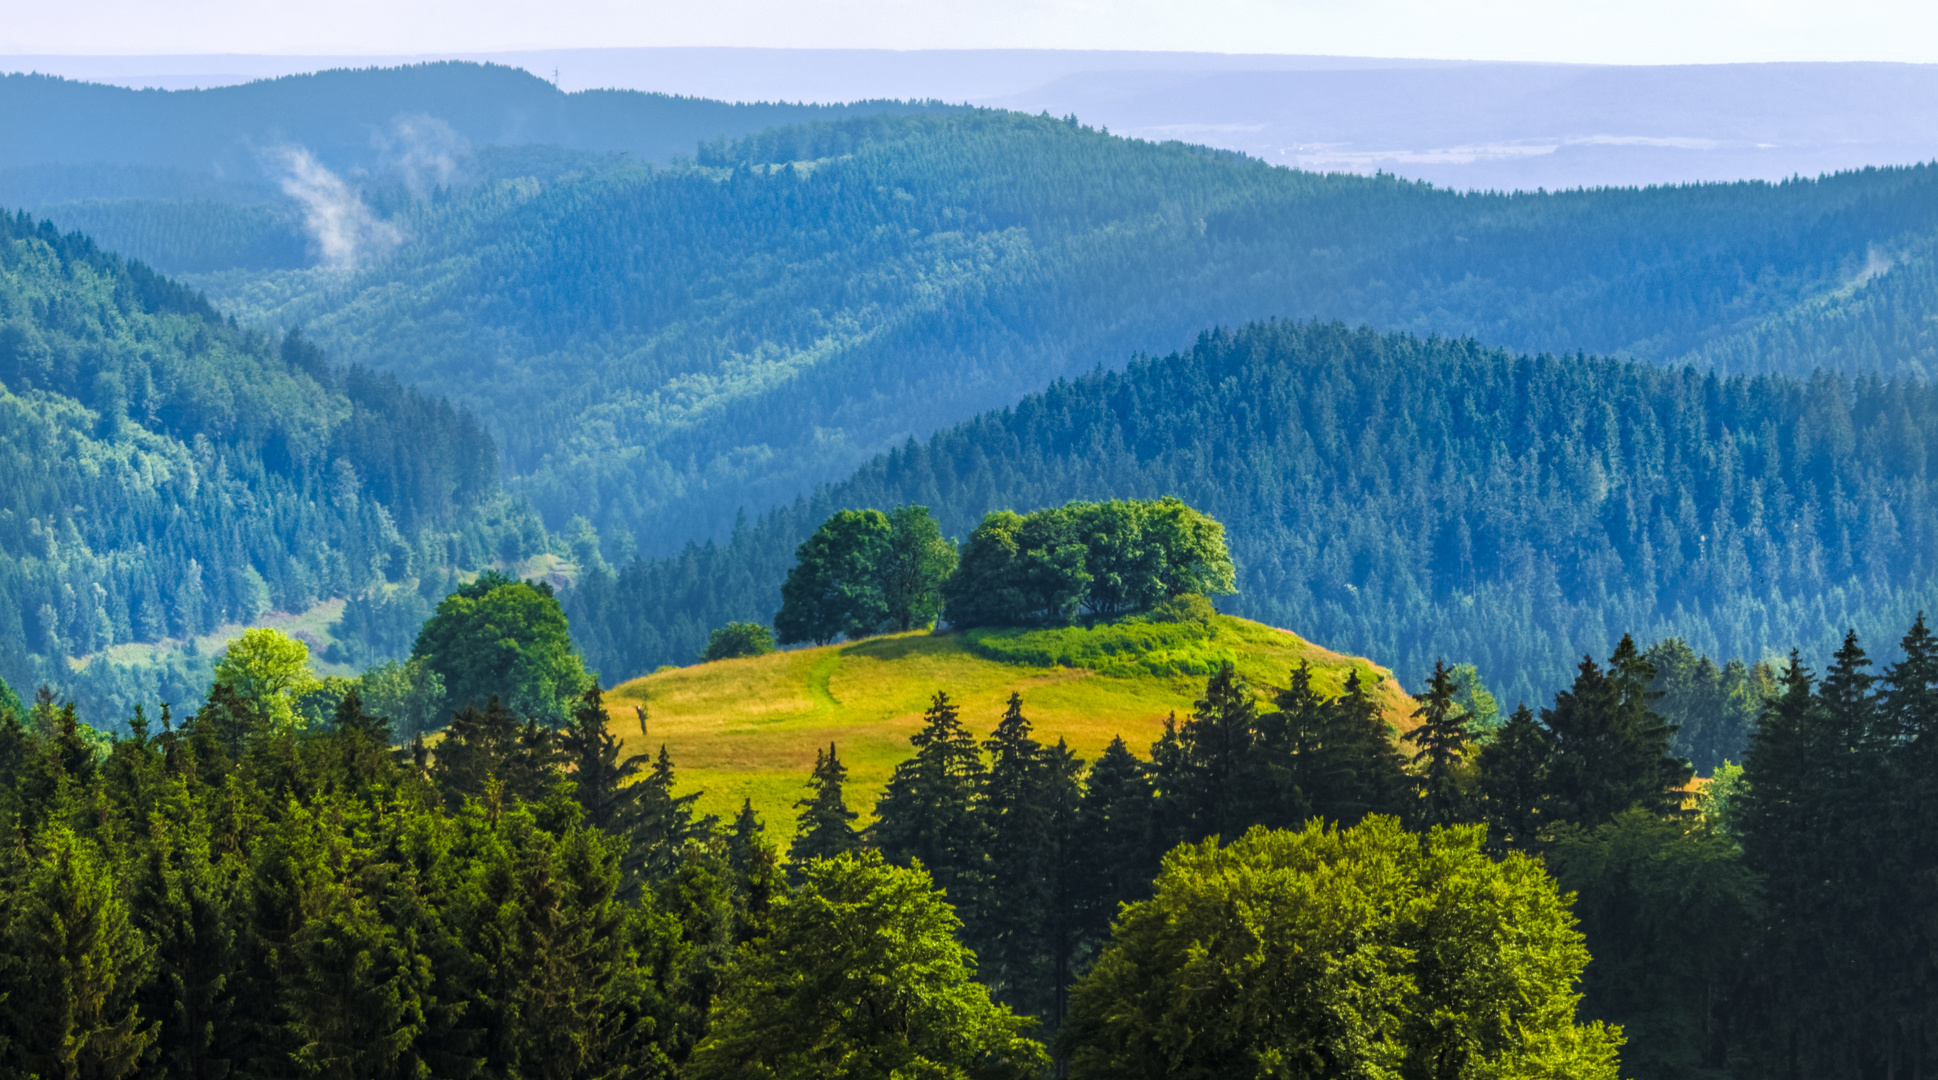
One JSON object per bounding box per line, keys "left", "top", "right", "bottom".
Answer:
{"left": 0, "top": 0, "right": 1933, "bottom": 66}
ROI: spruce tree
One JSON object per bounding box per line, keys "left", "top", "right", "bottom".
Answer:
{"left": 1, "top": 825, "right": 158, "bottom": 1080}
{"left": 636, "top": 746, "right": 713, "bottom": 882}
{"left": 1402, "top": 659, "right": 1473, "bottom": 829}
{"left": 979, "top": 693, "right": 1053, "bottom": 1016}
{"left": 1073, "top": 736, "right": 1155, "bottom": 949}
{"left": 790, "top": 742, "right": 862, "bottom": 872}
{"left": 871, "top": 692, "right": 990, "bottom": 916}
{"left": 558, "top": 684, "right": 655, "bottom": 887}
{"left": 1151, "top": 663, "right": 1260, "bottom": 846}
{"left": 1542, "top": 638, "right": 1692, "bottom": 829}
{"left": 1476, "top": 703, "right": 1552, "bottom": 850}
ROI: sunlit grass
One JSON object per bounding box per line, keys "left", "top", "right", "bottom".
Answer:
{"left": 603, "top": 616, "right": 1413, "bottom": 839}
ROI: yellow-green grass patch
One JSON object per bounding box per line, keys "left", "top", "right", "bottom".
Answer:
{"left": 603, "top": 615, "right": 1413, "bottom": 839}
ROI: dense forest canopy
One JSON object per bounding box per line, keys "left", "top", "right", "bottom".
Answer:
{"left": 0, "top": 211, "right": 534, "bottom": 723}
{"left": 187, "top": 109, "right": 1938, "bottom": 554}
{"left": 566, "top": 320, "right": 1938, "bottom": 709}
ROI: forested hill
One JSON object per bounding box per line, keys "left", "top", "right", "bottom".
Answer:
{"left": 0, "top": 63, "right": 951, "bottom": 178}
{"left": 0, "top": 63, "right": 957, "bottom": 275}
{"left": 209, "top": 109, "right": 1938, "bottom": 554}
{"left": 565, "top": 320, "right": 1938, "bottom": 709}
{"left": 0, "top": 211, "right": 538, "bottom": 720}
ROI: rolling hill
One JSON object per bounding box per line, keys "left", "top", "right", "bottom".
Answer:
{"left": 600, "top": 614, "right": 1413, "bottom": 835}
{"left": 190, "top": 108, "right": 1938, "bottom": 558}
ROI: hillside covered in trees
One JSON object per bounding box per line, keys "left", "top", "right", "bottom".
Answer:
{"left": 187, "top": 108, "right": 1938, "bottom": 553}
{"left": 0, "top": 211, "right": 537, "bottom": 722}
{"left": 566, "top": 320, "right": 1938, "bottom": 710}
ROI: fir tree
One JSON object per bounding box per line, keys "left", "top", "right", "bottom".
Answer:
{"left": 0, "top": 825, "right": 158, "bottom": 1080}
{"left": 978, "top": 693, "right": 1053, "bottom": 1016}
{"left": 1072, "top": 736, "right": 1154, "bottom": 949}
{"left": 789, "top": 742, "right": 862, "bottom": 872}
{"left": 1476, "top": 704, "right": 1552, "bottom": 851}
{"left": 871, "top": 692, "right": 990, "bottom": 915}
{"left": 1402, "top": 659, "right": 1473, "bottom": 829}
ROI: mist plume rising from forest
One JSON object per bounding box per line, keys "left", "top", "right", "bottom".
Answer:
{"left": 270, "top": 145, "right": 403, "bottom": 267}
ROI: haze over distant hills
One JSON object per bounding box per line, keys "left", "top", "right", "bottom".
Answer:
{"left": 9, "top": 48, "right": 1938, "bottom": 190}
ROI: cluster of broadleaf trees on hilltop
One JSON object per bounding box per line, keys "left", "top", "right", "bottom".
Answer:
{"left": 8, "top": 574, "right": 1938, "bottom": 1078}
{"left": 564, "top": 320, "right": 1938, "bottom": 718}
{"left": 767, "top": 497, "right": 1235, "bottom": 647}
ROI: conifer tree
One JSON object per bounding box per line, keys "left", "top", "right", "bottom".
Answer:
{"left": 1072, "top": 736, "right": 1154, "bottom": 948}
{"left": 979, "top": 693, "right": 1054, "bottom": 1016}
{"left": 1402, "top": 659, "right": 1473, "bottom": 829}
{"left": 871, "top": 692, "right": 990, "bottom": 916}
{"left": 558, "top": 684, "right": 655, "bottom": 880}
{"left": 1476, "top": 704, "right": 1552, "bottom": 850}
{"left": 430, "top": 696, "right": 560, "bottom": 808}
{"left": 0, "top": 825, "right": 158, "bottom": 1080}
{"left": 636, "top": 746, "right": 714, "bottom": 882}
{"left": 1542, "top": 637, "right": 1692, "bottom": 829}
{"left": 790, "top": 742, "right": 862, "bottom": 872}
{"left": 1151, "top": 663, "right": 1260, "bottom": 846}
{"left": 130, "top": 776, "right": 239, "bottom": 1080}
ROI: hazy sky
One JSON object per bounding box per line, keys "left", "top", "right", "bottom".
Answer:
{"left": 1, "top": 0, "right": 1933, "bottom": 66}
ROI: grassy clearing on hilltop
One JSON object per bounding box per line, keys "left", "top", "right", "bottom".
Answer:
{"left": 603, "top": 614, "right": 1414, "bottom": 837}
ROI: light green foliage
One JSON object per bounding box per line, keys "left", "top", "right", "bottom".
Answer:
{"left": 702, "top": 622, "right": 778, "bottom": 662}
{"left": 1697, "top": 760, "right": 1747, "bottom": 837}
{"left": 1449, "top": 662, "right": 1501, "bottom": 735}
{"left": 965, "top": 616, "right": 1235, "bottom": 678}
{"left": 0, "top": 675, "right": 22, "bottom": 723}
{"left": 1062, "top": 817, "right": 1624, "bottom": 1080}
{"left": 687, "top": 850, "right": 1048, "bottom": 1080}
{"left": 211, "top": 627, "right": 319, "bottom": 731}
{"left": 1149, "top": 592, "right": 1217, "bottom": 625}
{"left": 410, "top": 570, "right": 592, "bottom": 725}
{"left": 357, "top": 657, "right": 447, "bottom": 742}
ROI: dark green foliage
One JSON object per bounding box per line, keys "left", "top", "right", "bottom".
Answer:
{"left": 1147, "top": 663, "right": 1263, "bottom": 846}
{"left": 1645, "top": 638, "right": 1776, "bottom": 775}
{"left": 1475, "top": 704, "right": 1553, "bottom": 851}
{"left": 1402, "top": 659, "right": 1475, "bottom": 829}
{"left": 568, "top": 320, "right": 1938, "bottom": 709}
{"left": 1548, "top": 810, "right": 1760, "bottom": 1079}
{"left": 700, "top": 621, "right": 776, "bottom": 661}
{"left": 1542, "top": 637, "right": 1695, "bottom": 829}
{"left": 410, "top": 571, "right": 594, "bottom": 726}
{"left": 773, "top": 509, "right": 893, "bottom": 645}
{"left": 0, "top": 663, "right": 708, "bottom": 1080}
{"left": 0, "top": 825, "right": 159, "bottom": 1080}
{"left": 427, "top": 696, "right": 560, "bottom": 808}
{"left": 1069, "top": 736, "right": 1156, "bottom": 947}
{"left": 870, "top": 693, "right": 991, "bottom": 916}
{"left": 880, "top": 505, "right": 958, "bottom": 632}
{"left": 943, "top": 498, "right": 1234, "bottom": 629}
{"left": 774, "top": 505, "right": 956, "bottom": 644}
{"left": 788, "top": 742, "right": 862, "bottom": 872}
{"left": 686, "top": 850, "right": 1048, "bottom": 1080}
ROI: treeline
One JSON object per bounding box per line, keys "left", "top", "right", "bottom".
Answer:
{"left": 0, "top": 211, "right": 534, "bottom": 722}
{"left": 0, "top": 631, "right": 1641, "bottom": 1077}
{"left": 566, "top": 320, "right": 1938, "bottom": 708}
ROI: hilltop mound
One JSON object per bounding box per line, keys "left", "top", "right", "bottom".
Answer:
{"left": 601, "top": 614, "right": 1413, "bottom": 836}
